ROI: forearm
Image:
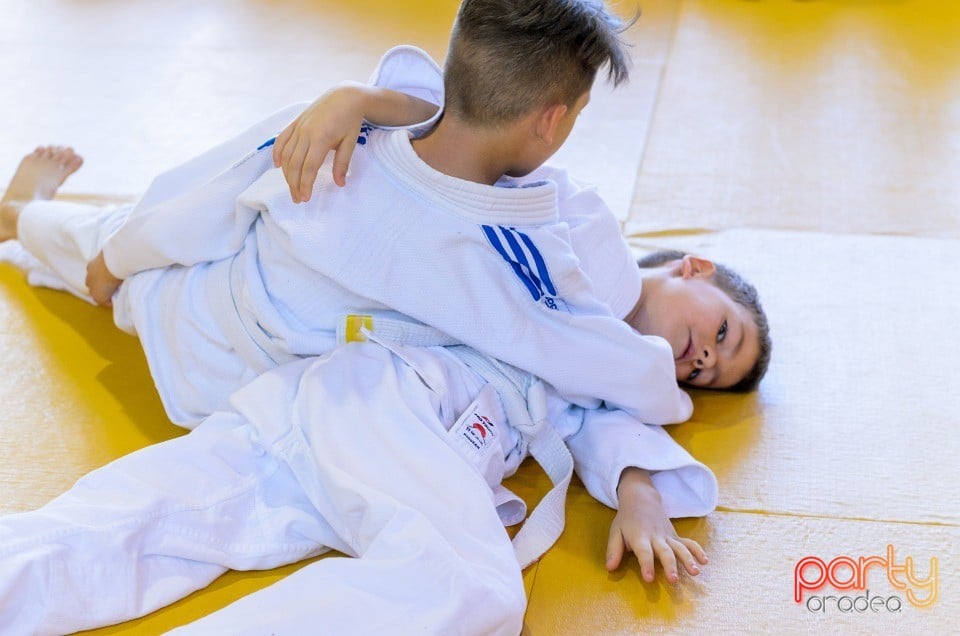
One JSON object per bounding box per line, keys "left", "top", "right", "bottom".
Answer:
{"left": 103, "top": 103, "right": 308, "bottom": 278}
{"left": 568, "top": 409, "right": 717, "bottom": 515}
{"left": 339, "top": 81, "right": 439, "bottom": 128}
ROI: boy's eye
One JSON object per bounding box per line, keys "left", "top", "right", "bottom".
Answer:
{"left": 717, "top": 320, "right": 728, "bottom": 343}
{"left": 687, "top": 369, "right": 701, "bottom": 382}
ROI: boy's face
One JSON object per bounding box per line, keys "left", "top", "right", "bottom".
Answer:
{"left": 632, "top": 257, "right": 761, "bottom": 389}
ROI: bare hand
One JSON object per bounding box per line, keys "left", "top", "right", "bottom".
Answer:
{"left": 272, "top": 82, "right": 367, "bottom": 202}
{"left": 606, "top": 468, "right": 709, "bottom": 583}
{"left": 85, "top": 250, "right": 122, "bottom": 306}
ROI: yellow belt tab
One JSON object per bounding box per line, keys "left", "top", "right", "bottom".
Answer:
{"left": 345, "top": 314, "right": 374, "bottom": 343}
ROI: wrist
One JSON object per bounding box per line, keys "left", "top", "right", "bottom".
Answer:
{"left": 329, "top": 80, "right": 371, "bottom": 111}
{"left": 349, "top": 84, "right": 438, "bottom": 128}
{"left": 334, "top": 82, "right": 391, "bottom": 126}
{"left": 617, "top": 467, "right": 661, "bottom": 504}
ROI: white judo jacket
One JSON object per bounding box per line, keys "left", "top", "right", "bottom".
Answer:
{"left": 94, "top": 46, "right": 716, "bottom": 519}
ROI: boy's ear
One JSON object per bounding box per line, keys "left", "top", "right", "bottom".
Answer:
{"left": 680, "top": 255, "right": 716, "bottom": 279}
{"left": 535, "top": 103, "right": 569, "bottom": 145}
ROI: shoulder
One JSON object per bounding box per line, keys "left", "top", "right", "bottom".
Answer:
{"left": 518, "top": 165, "right": 641, "bottom": 319}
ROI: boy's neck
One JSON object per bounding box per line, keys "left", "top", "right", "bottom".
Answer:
{"left": 411, "top": 117, "right": 523, "bottom": 186}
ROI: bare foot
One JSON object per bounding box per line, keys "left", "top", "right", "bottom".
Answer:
{"left": 1, "top": 145, "right": 83, "bottom": 241}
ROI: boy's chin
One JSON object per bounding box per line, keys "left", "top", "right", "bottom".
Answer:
{"left": 503, "top": 165, "right": 537, "bottom": 178}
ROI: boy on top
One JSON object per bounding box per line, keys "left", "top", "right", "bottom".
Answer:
{"left": 266, "top": 49, "right": 771, "bottom": 392}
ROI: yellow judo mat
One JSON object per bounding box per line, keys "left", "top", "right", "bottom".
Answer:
{"left": 1, "top": 0, "right": 956, "bottom": 633}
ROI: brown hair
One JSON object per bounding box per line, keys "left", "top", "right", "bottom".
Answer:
{"left": 637, "top": 250, "right": 772, "bottom": 392}
{"left": 445, "top": 0, "right": 634, "bottom": 125}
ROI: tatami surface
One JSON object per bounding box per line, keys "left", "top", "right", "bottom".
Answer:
{"left": 1, "top": 0, "right": 956, "bottom": 634}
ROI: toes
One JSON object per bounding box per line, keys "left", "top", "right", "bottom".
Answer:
{"left": 58, "top": 147, "right": 79, "bottom": 163}
{"left": 26, "top": 145, "right": 81, "bottom": 164}
{"left": 64, "top": 155, "right": 84, "bottom": 174}
{"left": 30, "top": 145, "right": 82, "bottom": 172}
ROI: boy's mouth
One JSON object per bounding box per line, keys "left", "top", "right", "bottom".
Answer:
{"left": 678, "top": 335, "right": 694, "bottom": 361}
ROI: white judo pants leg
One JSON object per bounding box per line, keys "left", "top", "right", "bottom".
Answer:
{"left": 0, "top": 344, "right": 525, "bottom": 636}
{"left": 14, "top": 199, "right": 131, "bottom": 303}
{"left": 176, "top": 344, "right": 526, "bottom": 636}
{"left": 0, "top": 412, "right": 333, "bottom": 636}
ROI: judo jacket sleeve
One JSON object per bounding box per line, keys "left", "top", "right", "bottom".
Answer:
{"left": 101, "top": 46, "right": 442, "bottom": 279}
{"left": 566, "top": 407, "right": 719, "bottom": 518}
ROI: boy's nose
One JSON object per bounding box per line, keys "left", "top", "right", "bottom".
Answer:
{"left": 695, "top": 346, "right": 717, "bottom": 369}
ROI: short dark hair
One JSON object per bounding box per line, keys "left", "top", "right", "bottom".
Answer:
{"left": 637, "top": 249, "right": 772, "bottom": 392}
{"left": 445, "top": 0, "right": 633, "bottom": 125}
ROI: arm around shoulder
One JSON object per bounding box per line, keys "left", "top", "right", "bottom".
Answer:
{"left": 273, "top": 44, "right": 445, "bottom": 201}
{"left": 272, "top": 82, "right": 439, "bottom": 200}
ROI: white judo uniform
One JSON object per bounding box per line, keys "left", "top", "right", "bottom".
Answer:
{"left": 14, "top": 46, "right": 690, "bottom": 429}
{"left": 0, "top": 344, "right": 715, "bottom": 636}
{"left": 0, "top": 47, "right": 718, "bottom": 634}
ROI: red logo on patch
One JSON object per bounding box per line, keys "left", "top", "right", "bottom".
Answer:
{"left": 462, "top": 413, "right": 498, "bottom": 451}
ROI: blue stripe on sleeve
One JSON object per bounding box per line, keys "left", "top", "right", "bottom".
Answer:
{"left": 481, "top": 225, "right": 541, "bottom": 301}
{"left": 257, "top": 137, "right": 277, "bottom": 151}
{"left": 499, "top": 227, "right": 545, "bottom": 297}
{"left": 515, "top": 230, "right": 557, "bottom": 296}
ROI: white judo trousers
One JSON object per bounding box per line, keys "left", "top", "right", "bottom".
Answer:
{"left": 11, "top": 199, "right": 130, "bottom": 303}
{"left": 0, "top": 342, "right": 525, "bottom": 636}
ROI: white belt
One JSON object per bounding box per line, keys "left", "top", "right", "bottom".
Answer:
{"left": 227, "top": 248, "right": 300, "bottom": 370}
{"left": 342, "top": 312, "right": 574, "bottom": 569}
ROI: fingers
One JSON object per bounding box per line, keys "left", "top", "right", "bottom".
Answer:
{"left": 635, "top": 541, "right": 657, "bottom": 583}
{"left": 652, "top": 537, "right": 680, "bottom": 584}
{"left": 630, "top": 535, "right": 710, "bottom": 584}
{"left": 673, "top": 547, "right": 702, "bottom": 578}
{"left": 331, "top": 134, "right": 358, "bottom": 188}
{"left": 605, "top": 526, "right": 626, "bottom": 572}
{"left": 279, "top": 123, "right": 341, "bottom": 203}
{"left": 667, "top": 537, "right": 703, "bottom": 579}
{"left": 273, "top": 119, "right": 296, "bottom": 168}
{"left": 297, "top": 140, "right": 330, "bottom": 201}
{"left": 281, "top": 133, "right": 311, "bottom": 204}
{"left": 679, "top": 537, "right": 709, "bottom": 566}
